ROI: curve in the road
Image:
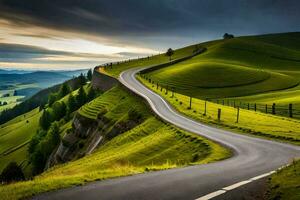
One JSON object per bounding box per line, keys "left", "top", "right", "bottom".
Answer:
{"left": 34, "top": 67, "right": 300, "bottom": 200}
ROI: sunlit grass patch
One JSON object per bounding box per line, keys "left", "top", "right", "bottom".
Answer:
{"left": 138, "top": 76, "right": 300, "bottom": 145}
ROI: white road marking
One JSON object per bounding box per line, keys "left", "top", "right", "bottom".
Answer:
{"left": 118, "top": 69, "right": 298, "bottom": 200}
{"left": 194, "top": 167, "right": 285, "bottom": 200}
{"left": 195, "top": 190, "right": 226, "bottom": 200}
{"left": 223, "top": 180, "right": 251, "bottom": 191}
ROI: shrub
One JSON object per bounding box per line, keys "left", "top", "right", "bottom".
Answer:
{"left": 128, "top": 109, "right": 142, "bottom": 122}
{"left": 0, "top": 162, "right": 25, "bottom": 183}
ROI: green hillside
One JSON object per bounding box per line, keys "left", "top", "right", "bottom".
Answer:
{"left": 102, "top": 43, "right": 202, "bottom": 77}
{"left": 0, "top": 86, "right": 229, "bottom": 200}
{"left": 144, "top": 32, "right": 300, "bottom": 100}
{"left": 0, "top": 108, "right": 41, "bottom": 175}
{"left": 139, "top": 77, "right": 300, "bottom": 145}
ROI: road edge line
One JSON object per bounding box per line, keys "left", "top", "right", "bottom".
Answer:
{"left": 195, "top": 168, "right": 283, "bottom": 200}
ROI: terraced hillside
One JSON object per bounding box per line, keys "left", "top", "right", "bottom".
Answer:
{"left": 144, "top": 32, "right": 300, "bottom": 100}
{"left": 0, "top": 86, "right": 229, "bottom": 200}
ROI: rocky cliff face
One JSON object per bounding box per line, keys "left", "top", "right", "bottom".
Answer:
{"left": 46, "top": 114, "right": 101, "bottom": 168}
{"left": 46, "top": 68, "right": 140, "bottom": 169}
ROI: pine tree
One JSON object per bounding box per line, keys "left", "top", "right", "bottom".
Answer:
{"left": 48, "top": 93, "right": 57, "bottom": 107}
{"left": 52, "top": 102, "right": 67, "bottom": 121}
{"left": 58, "top": 83, "right": 71, "bottom": 98}
{"left": 78, "top": 73, "right": 87, "bottom": 86}
{"left": 76, "top": 86, "right": 87, "bottom": 106}
{"left": 87, "top": 69, "right": 93, "bottom": 81}
{"left": 40, "top": 110, "right": 51, "bottom": 130}
{"left": 87, "top": 87, "right": 96, "bottom": 101}
{"left": 67, "top": 93, "right": 77, "bottom": 112}
{"left": 49, "top": 122, "right": 60, "bottom": 145}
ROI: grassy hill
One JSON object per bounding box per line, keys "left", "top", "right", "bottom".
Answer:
{"left": 268, "top": 159, "right": 300, "bottom": 200}
{"left": 143, "top": 32, "right": 300, "bottom": 100}
{"left": 102, "top": 43, "right": 203, "bottom": 77}
{"left": 0, "top": 108, "right": 41, "bottom": 175}
{"left": 139, "top": 77, "right": 300, "bottom": 144}
{"left": 0, "top": 86, "right": 229, "bottom": 200}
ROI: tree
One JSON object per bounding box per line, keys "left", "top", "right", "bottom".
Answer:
{"left": 166, "top": 48, "right": 174, "bottom": 61}
{"left": 87, "top": 87, "right": 96, "bottom": 101}
{"left": 87, "top": 69, "right": 93, "bottom": 81}
{"left": 58, "top": 83, "right": 71, "bottom": 98}
{"left": 76, "top": 86, "right": 87, "bottom": 106}
{"left": 40, "top": 110, "right": 52, "bottom": 130}
{"left": 52, "top": 102, "right": 67, "bottom": 121}
{"left": 0, "top": 162, "right": 25, "bottom": 183}
{"left": 78, "top": 73, "right": 87, "bottom": 86}
{"left": 31, "top": 122, "right": 61, "bottom": 174}
{"left": 48, "top": 93, "right": 57, "bottom": 106}
{"left": 48, "top": 122, "right": 60, "bottom": 146}
{"left": 223, "top": 33, "right": 234, "bottom": 39}
{"left": 67, "top": 93, "right": 77, "bottom": 112}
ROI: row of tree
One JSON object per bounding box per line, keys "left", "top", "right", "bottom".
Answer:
{"left": 29, "top": 70, "right": 98, "bottom": 174}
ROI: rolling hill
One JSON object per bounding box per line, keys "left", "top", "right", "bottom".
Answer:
{"left": 144, "top": 32, "right": 300, "bottom": 99}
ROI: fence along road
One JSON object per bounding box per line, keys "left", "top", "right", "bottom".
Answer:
{"left": 35, "top": 66, "right": 300, "bottom": 200}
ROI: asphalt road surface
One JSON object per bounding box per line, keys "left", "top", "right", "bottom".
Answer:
{"left": 34, "top": 68, "right": 300, "bottom": 200}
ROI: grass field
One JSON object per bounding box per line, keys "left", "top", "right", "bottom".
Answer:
{"left": 142, "top": 33, "right": 300, "bottom": 100}
{"left": 0, "top": 83, "right": 39, "bottom": 113}
{"left": 138, "top": 76, "right": 300, "bottom": 145}
{"left": 102, "top": 43, "right": 203, "bottom": 78}
{"left": 268, "top": 159, "right": 300, "bottom": 200}
{"left": 0, "top": 108, "right": 41, "bottom": 175}
{"left": 0, "top": 86, "right": 230, "bottom": 200}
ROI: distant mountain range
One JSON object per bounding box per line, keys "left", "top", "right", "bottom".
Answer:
{"left": 0, "top": 68, "right": 89, "bottom": 98}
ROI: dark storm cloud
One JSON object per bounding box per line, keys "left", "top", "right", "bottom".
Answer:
{"left": 0, "top": 0, "right": 299, "bottom": 40}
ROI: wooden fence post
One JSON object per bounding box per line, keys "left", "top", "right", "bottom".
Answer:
{"left": 289, "top": 104, "right": 293, "bottom": 118}
{"left": 272, "top": 103, "right": 276, "bottom": 114}
{"left": 236, "top": 107, "right": 240, "bottom": 123}
{"left": 172, "top": 90, "right": 174, "bottom": 98}
{"left": 247, "top": 103, "right": 250, "bottom": 110}
{"left": 254, "top": 103, "right": 257, "bottom": 112}
{"left": 265, "top": 104, "right": 268, "bottom": 113}
{"left": 222, "top": 100, "right": 225, "bottom": 105}
{"left": 189, "top": 97, "right": 192, "bottom": 109}
{"left": 233, "top": 101, "right": 236, "bottom": 108}
{"left": 160, "top": 86, "right": 162, "bottom": 92}
{"left": 218, "top": 108, "right": 221, "bottom": 122}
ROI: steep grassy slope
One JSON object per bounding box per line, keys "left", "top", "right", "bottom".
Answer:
{"left": 0, "top": 86, "right": 230, "bottom": 200}
{"left": 0, "top": 84, "right": 90, "bottom": 176}
{"left": 139, "top": 77, "right": 300, "bottom": 145}
{"left": 144, "top": 32, "right": 300, "bottom": 99}
{"left": 0, "top": 108, "right": 41, "bottom": 174}
{"left": 268, "top": 159, "right": 300, "bottom": 200}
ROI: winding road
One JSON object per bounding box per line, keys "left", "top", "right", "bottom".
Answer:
{"left": 35, "top": 67, "right": 300, "bottom": 200}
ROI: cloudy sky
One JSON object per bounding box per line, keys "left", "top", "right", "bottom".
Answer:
{"left": 0, "top": 0, "right": 299, "bottom": 70}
